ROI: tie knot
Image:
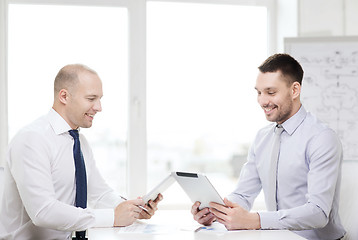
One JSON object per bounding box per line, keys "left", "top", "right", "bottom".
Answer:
{"left": 69, "top": 129, "right": 79, "bottom": 140}
{"left": 275, "top": 125, "right": 284, "bottom": 135}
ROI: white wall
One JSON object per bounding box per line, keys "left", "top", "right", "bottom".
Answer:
{"left": 276, "top": 0, "right": 298, "bottom": 52}
{"left": 298, "top": 0, "right": 358, "bottom": 36}
{"left": 345, "top": 0, "right": 358, "bottom": 35}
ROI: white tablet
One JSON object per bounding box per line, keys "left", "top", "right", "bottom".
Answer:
{"left": 173, "top": 171, "right": 225, "bottom": 210}
{"left": 143, "top": 174, "right": 175, "bottom": 203}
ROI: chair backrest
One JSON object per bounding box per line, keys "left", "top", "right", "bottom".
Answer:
{"left": 339, "top": 161, "right": 358, "bottom": 240}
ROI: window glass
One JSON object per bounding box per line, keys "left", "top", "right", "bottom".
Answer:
{"left": 147, "top": 2, "right": 268, "bottom": 207}
{"left": 8, "top": 4, "right": 128, "bottom": 194}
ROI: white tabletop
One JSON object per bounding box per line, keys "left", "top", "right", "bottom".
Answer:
{"left": 88, "top": 210, "right": 306, "bottom": 240}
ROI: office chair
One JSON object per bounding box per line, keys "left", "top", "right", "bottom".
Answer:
{"left": 339, "top": 161, "right": 358, "bottom": 240}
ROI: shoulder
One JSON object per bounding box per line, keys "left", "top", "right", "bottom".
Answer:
{"left": 303, "top": 112, "right": 342, "bottom": 153}
{"left": 303, "top": 112, "right": 338, "bottom": 139}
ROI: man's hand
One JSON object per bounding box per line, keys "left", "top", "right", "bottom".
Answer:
{"left": 139, "top": 193, "right": 163, "bottom": 219}
{"left": 191, "top": 201, "right": 216, "bottom": 226}
{"left": 209, "top": 198, "right": 261, "bottom": 230}
{"left": 113, "top": 198, "right": 145, "bottom": 227}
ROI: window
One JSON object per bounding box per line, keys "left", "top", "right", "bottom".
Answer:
{"left": 147, "top": 1, "right": 269, "bottom": 207}
{"left": 8, "top": 4, "right": 128, "bottom": 194}
{"left": 1, "top": 0, "right": 276, "bottom": 208}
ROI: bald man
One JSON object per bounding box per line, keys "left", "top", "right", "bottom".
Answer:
{"left": 0, "top": 64, "right": 162, "bottom": 240}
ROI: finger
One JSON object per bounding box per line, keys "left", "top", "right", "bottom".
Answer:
{"left": 210, "top": 202, "right": 229, "bottom": 214}
{"left": 223, "top": 198, "right": 238, "bottom": 208}
{"left": 145, "top": 200, "right": 154, "bottom": 210}
{"left": 197, "top": 213, "right": 216, "bottom": 226}
{"left": 130, "top": 203, "right": 144, "bottom": 214}
{"left": 153, "top": 193, "right": 163, "bottom": 203}
{"left": 134, "top": 207, "right": 142, "bottom": 214}
{"left": 140, "top": 209, "right": 152, "bottom": 219}
{"left": 191, "top": 202, "right": 201, "bottom": 215}
{"left": 215, "top": 217, "right": 227, "bottom": 227}
{"left": 193, "top": 208, "right": 210, "bottom": 222}
{"left": 144, "top": 205, "right": 155, "bottom": 215}
{"left": 147, "top": 199, "right": 159, "bottom": 211}
{"left": 209, "top": 207, "right": 228, "bottom": 222}
{"left": 129, "top": 198, "right": 145, "bottom": 207}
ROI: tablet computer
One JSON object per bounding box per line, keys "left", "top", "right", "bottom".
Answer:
{"left": 173, "top": 171, "right": 225, "bottom": 210}
{"left": 142, "top": 173, "right": 175, "bottom": 203}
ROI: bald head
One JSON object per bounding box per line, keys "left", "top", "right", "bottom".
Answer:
{"left": 54, "top": 64, "right": 98, "bottom": 97}
{"left": 52, "top": 64, "right": 103, "bottom": 129}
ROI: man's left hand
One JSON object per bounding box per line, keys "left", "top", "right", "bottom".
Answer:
{"left": 209, "top": 198, "right": 261, "bottom": 230}
{"left": 139, "top": 193, "right": 163, "bottom": 219}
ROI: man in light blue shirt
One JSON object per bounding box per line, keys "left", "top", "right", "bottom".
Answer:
{"left": 191, "top": 54, "right": 346, "bottom": 240}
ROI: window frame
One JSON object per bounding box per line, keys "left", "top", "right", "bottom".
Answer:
{"left": 0, "top": 0, "right": 276, "bottom": 199}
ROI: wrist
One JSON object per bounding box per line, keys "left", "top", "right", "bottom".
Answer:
{"left": 248, "top": 212, "right": 261, "bottom": 230}
{"left": 113, "top": 212, "right": 118, "bottom": 226}
{"left": 113, "top": 206, "right": 120, "bottom": 227}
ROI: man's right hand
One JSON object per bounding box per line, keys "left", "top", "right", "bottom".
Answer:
{"left": 191, "top": 201, "right": 216, "bottom": 226}
{"left": 114, "top": 198, "right": 145, "bottom": 227}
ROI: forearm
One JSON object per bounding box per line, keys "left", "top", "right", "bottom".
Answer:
{"left": 32, "top": 200, "right": 116, "bottom": 230}
{"left": 259, "top": 202, "right": 328, "bottom": 230}
{"left": 31, "top": 200, "right": 94, "bottom": 231}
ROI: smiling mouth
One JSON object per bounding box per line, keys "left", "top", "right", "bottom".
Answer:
{"left": 85, "top": 113, "right": 95, "bottom": 118}
{"left": 263, "top": 106, "right": 276, "bottom": 114}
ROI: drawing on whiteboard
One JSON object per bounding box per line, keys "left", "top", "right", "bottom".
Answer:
{"left": 287, "top": 42, "right": 358, "bottom": 161}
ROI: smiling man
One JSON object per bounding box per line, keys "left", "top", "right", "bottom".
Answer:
{"left": 0, "top": 64, "right": 162, "bottom": 240}
{"left": 191, "top": 54, "right": 345, "bottom": 240}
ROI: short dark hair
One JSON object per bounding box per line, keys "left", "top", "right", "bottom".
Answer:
{"left": 258, "top": 53, "right": 304, "bottom": 85}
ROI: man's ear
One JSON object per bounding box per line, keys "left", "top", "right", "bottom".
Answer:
{"left": 58, "top": 89, "right": 69, "bottom": 104}
{"left": 291, "top": 82, "right": 301, "bottom": 99}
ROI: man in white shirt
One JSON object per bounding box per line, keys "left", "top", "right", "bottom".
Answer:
{"left": 0, "top": 64, "right": 162, "bottom": 239}
{"left": 191, "top": 54, "right": 345, "bottom": 240}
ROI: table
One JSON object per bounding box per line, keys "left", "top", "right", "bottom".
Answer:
{"left": 88, "top": 210, "right": 306, "bottom": 240}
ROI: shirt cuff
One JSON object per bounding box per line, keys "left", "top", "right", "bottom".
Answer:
{"left": 93, "top": 209, "right": 115, "bottom": 227}
{"left": 258, "top": 211, "right": 282, "bottom": 229}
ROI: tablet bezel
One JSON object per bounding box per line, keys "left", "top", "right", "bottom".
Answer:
{"left": 142, "top": 173, "right": 175, "bottom": 203}
{"left": 173, "top": 171, "right": 225, "bottom": 210}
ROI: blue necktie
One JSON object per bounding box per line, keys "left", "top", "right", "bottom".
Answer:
{"left": 69, "top": 130, "right": 87, "bottom": 239}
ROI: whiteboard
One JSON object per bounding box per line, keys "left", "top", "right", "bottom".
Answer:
{"left": 285, "top": 37, "right": 358, "bottom": 161}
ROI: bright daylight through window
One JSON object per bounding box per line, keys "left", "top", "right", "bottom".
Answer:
{"left": 8, "top": 4, "right": 128, "bottom": 194}
{"left": 147, "top": 2, "right": 269, "bottom": 208}
{"left": 8, "top": 1, "right": 270, "bottom": 209}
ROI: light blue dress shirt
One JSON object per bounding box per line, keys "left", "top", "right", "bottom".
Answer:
{"left": 228, "top": 106, "right": 345, "bottom": 240}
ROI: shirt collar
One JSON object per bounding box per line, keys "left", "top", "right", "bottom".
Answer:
{"left": 47, "top": 108, "right": 73, "bottom": 135}
{"left": 280, "top": 105, "right": 307, "bottom": 136}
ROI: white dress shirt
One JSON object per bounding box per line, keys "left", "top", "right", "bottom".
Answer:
{"left": 0, "top": 109, "right": 123, "bottom": 240}
{"left": 228, "top": 106, "right": 346, "bottom": 240}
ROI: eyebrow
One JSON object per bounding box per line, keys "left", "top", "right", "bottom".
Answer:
{"left": 254, "top": 87, "right": 277, "bottom": 91}
{"left": 86, "top": 94, "right": 103, "bottom": 98}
